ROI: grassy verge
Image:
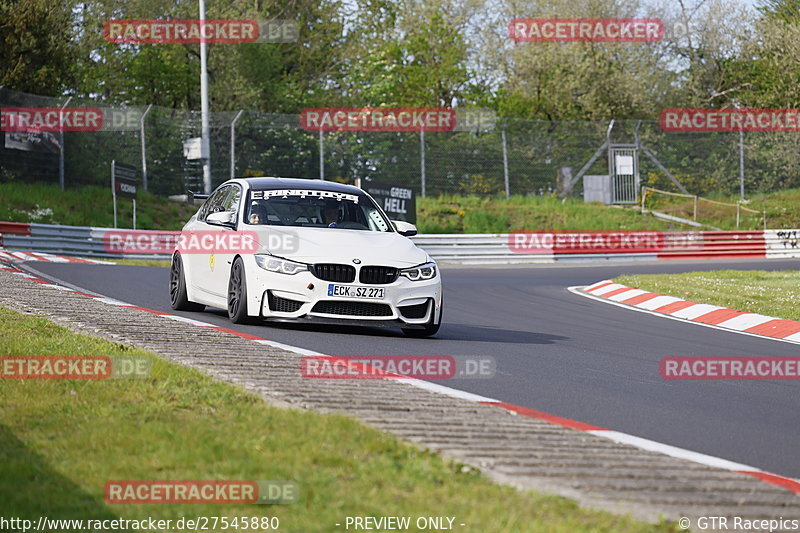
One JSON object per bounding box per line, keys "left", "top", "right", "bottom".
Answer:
{"left": 642, "top": 188, "right": 800, "bottom": 230}
{"left": 0, "top": 182, "right": 197, "bottom": 230}
{"left": 98, "top": 259, "right": 172, "bottom": 268}
{"left": 0, "top": 306, "right": 676, "bottom": 532}
{"left": 417, "top": 194, "right": 673, "bottom": 233}
{"left": 417, "top": 188, "right": 800, "bottom": 233}
{"left": 614, "top": 270, "right": 800, "bottom": 321}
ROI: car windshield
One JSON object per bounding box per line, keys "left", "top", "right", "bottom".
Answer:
{"left": 245, "top": 188, "right": 392, "bottom": 232}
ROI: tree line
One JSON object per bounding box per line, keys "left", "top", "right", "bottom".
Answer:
{"left": 1, "top": 0, "right": 798, "bottom": 120}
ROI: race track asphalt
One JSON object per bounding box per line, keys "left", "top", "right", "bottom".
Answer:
{"left": 24, "top": 258, "right": 800, "bottom": 478}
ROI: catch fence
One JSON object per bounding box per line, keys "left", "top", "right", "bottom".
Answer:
{"left": 2, "top": 87, "right": 799, "bottom": 199}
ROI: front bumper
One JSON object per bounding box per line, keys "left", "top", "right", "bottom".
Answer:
{"left": 243, "top": 256, "right": 442, "bottom": 327}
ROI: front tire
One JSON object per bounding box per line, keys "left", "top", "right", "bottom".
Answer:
{"left": 227, "top": 257, "right": 253, "bottom": 324}
{"left": 402, "top": 298, "right": 442, "bottom": 338}
{"left": 170, "top": 253, "right": 205, "bottom": 311}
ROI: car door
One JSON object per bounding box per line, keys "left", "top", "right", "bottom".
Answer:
{"left": 208, "top": 184, "right": 243, "bottom": 298}
{"left": 186, "top": 184, "right": 233, "bottom": 299}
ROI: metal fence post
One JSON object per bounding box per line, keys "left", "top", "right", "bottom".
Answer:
{"left": 230, "top": 109, "right": 244, "bottom": 179}
{"left": 501, "top": 120, "right": 510, "bottom": 199}
{"left": 739, "top": 129, "right": 745, "bottom": 201}
{"left": 140, "top": 104, "right": 153, "bottom": 192}
{"left": 420, "top": 129, "right": 426, "bottom": 197}
{"left": 641, "top": 186, "right": 646, "bottom": 213}
{"left": 112, "top": 160, "right": 117, "bottom": 228}
{"left": 58, "top": 96, "right": 73, "bottom": 190}
{"left": 319, "top": 130, "right": 324, "bottom": 180}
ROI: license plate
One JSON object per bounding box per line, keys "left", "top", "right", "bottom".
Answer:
{"left": 327, "top": 284, "right": 385, "bottom": 299}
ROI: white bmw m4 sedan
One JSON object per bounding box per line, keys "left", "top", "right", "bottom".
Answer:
{"left": 169, "top": 177, "right": 442, "bottom": 337}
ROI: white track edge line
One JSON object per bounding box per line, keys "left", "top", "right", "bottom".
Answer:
{"left": 9, "top": 269, "right": 800, "bottom": 489}
{"left": 253, "top": 339, "right": 326, "bottom": 357}
{"left": 570, "top": 285, "right": 800, "bottom": 484}
{"left": 42, "top": 280, "right": 503, "bottom": 406}
{"left": 589, "top": 430, "right": 761, "bottom": 472}
{"left": 569, "top": 286, "right": 800, "bottom": 347}
{"left": 89, "top": 283, "right": 800, "bottom": 482}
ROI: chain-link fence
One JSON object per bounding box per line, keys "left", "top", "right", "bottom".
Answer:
{"left": 2, "top": 87, "right": 800, "bottom": 198}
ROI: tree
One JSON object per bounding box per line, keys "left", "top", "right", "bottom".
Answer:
{"left": 340, "top": 0, "right": 473, "bottom": 107}
{"left": 209, "top": 0, "right": 350, "bottom": 112}
{"left": 718, "top": 0, "right": 800, "bottom": 108}
{"left": 70, "top": 0, "right": 349, "bottom": 111}
{"left": 477, "top": 0, "right": 677, "bottom": 120}
{"left": 0, "top": 0, "right": 78, "bottom": 95}
{"left": 655, "top": 0, "right": 753, "bottom": 108}
{"left": 757, "top": 0, "right": 800, "bottom": 21}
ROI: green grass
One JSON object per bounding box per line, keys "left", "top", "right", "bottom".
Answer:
{"left": 642, "top": 188, "right": 800, "bottom": 231}
{"left": 0, "top": 306, "right": 678, "bottom": 532}
{"left": 417, "top": 194, "right": 675, "bottom": 233}
{"left": 0, "top": 182, "right": 198, "bottom": 230}
{"left": 614, "top": 270, "right": 800, "bottom": 321}
{"left": 98, "top": 258, "right": 172, "bottom": 268}
{"left": 418, "top": 189, "right": 800, "bottom": 233}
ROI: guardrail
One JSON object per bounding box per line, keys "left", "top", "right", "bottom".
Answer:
{"left": 1, "top": 222, "right": 799, "bottom": 264}
{"left": 0, "top": 222, "right": 169, "bottom": 260}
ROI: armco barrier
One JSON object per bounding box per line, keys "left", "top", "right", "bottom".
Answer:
{"left": 1, "top": 222, "right": 799, "bottom": 264}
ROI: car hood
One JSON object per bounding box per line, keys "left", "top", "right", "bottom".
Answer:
{"left": 250, "top": 226, "right": 430, "bottom": 266}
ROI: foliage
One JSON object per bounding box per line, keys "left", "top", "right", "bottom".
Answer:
{"left": 719, "top": 10, "right": 800, "bottom": 108}
{"left": 0, "top": 0, "right": 795, "bottom": 121}
{"left": 4, "top": 0, "right": 800, "bottom": 199}
{"left": 0, "top": 0, "right": 77, "bottom": 94}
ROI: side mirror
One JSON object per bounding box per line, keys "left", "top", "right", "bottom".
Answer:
{"left": 393, "top": 220, "right": 418, "bottom": 237}
{"left": 206, "top": 211, "right": 236, "bottom": 227}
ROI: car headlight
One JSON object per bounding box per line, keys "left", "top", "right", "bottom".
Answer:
{"left": 399, "top": 262, "right": 437, "bottom": 281}
{"left": 254, "top": 254, "right": 307, "bottom": 275}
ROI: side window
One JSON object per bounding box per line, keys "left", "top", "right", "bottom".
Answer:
{"left": 198, "top": 186, "right": 230, "bottom": 222}
{"left": 221, "top": 186, "right": 241, "bottom": 215}
{"left": 197, "top": 199, "right": 210, "bottom": 221}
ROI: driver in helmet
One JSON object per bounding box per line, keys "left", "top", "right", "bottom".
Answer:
{"left": 321, "top": 201, "right": 341, "bottom": 228}
{"left": 248, "top": 203, "right": 267, "bottom": 225}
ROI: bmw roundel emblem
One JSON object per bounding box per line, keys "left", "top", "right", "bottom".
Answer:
{"left": 352, "top": 258, "right": 361, "bottom": 264}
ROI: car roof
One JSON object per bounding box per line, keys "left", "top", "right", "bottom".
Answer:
{"left": 232, "top": 177, "right": 364, "bottom": 195}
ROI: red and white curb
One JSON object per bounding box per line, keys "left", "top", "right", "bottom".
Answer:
{"left": 576, "top": 279, "right": 800, "bottom": 346}
{"left": 0, "top": 249, "right": 113, "bottom": 265}
{"left": 4, "top": 262, "right": 800, "bottom": 498}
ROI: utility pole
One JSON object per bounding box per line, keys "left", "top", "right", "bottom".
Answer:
{"left": 199, "top": 0, "right": 212, "bottom": 194}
